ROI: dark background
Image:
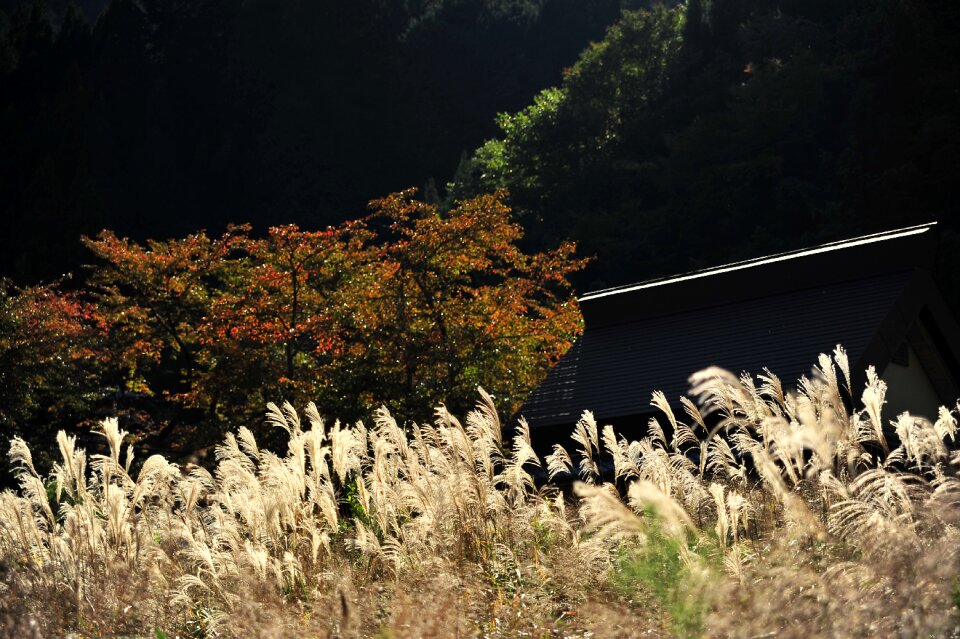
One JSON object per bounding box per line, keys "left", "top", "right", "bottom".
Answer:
{"left": 0, "top": 0, "right": 626, "bottom": 283}
{"left": 2, "top": 0, "right": 958, "bottom": 303}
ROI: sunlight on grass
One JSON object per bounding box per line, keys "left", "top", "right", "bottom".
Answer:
{"left": 1, "top": 349, "right": 958, "bottom": 637}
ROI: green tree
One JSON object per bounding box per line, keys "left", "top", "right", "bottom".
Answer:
{"left": 461, "top": 1, "right": 960, "bottom": 301}
{"left": 468, "top": 5, "right": 685, "bottom": 289}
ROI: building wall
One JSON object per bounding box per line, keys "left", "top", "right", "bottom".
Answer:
{"left": 881, "top": 343, "right": 944, "bottom": 422}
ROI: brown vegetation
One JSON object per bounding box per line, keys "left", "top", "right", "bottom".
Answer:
{"left": 1, "top": 348, "right": 958, "bottom": 638}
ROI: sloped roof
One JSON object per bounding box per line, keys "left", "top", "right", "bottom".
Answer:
{"left": 522, "top": 223, "right": 959, "bottom": 428}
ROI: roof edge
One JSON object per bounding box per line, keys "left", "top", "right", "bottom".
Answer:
{"left": 580, "top": 222, "right": 937, "bottom": 303}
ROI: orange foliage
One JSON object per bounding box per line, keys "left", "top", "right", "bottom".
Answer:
{"left": 68, "top": 190, "right": 585, "bottom": 443}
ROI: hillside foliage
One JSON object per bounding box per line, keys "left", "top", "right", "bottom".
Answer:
{"left": 458, "top": 1, "right": 960, "bottom": 298}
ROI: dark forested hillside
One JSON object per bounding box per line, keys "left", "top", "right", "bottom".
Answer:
{"left": 461, "top": 1, "right": 960, "bottom": 303}
{"left": 0, "top": 0, "right": 104, "bottom": 19}
{"left": 0, "top": 0, "right": 626, "bottom": 283}
{"left": 4, "top": 0, "right": 959, "bottom": 303}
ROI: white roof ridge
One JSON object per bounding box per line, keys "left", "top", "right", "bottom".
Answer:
{"left": 579, "top": 222, "right": 937, "bottom": 303}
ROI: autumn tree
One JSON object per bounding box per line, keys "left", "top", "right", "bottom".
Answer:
{"left": 347, "top": 190, "right": 585, "bottom": 420}
{"left": 80, "top": 190, "right": 584, "bottom": 447}
{"left": 81, "top": 226, "right": 250, "bottom": 447}
{"left": 0, "top": 278, "right": 104, "bottom": 451}
{"left": 195, "top": 222, "right": 375, "bottom": 426}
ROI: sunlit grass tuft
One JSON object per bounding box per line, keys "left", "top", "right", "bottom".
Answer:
{"left": 0, "top": 346, "right": 958, "bottom": 637}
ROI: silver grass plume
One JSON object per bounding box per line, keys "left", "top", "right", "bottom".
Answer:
{"left": 571, "top": 411, "right": 600, "bottom": 482}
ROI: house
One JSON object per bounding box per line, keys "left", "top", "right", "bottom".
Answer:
{"left": 521, "top": 222, "right": 960, "bottom": 444}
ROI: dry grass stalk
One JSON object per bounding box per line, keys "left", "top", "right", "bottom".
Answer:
{"left": 1, "top": 349, "right": 958, "bottom": 638}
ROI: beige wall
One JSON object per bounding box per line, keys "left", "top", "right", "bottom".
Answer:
{"left": 881, "top": 343, "right": 944, "bottom": 422}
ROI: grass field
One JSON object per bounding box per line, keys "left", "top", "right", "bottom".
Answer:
{"left": 1, "top": 348, "right": 958, "bottom": 638}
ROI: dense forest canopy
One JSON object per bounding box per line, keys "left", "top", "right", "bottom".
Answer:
{"left": 456, "top": 0, "right": 960, "bottom": 299}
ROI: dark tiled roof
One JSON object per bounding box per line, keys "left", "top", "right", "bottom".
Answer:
{"left": 521, "top": 223, "right": 960, "bottom": 429}
{"left": 523, "top": 272, "right": 914, "bottom": 428}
